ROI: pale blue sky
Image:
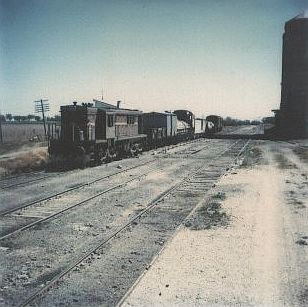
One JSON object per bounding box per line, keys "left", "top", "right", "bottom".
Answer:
{"left": 1, "top": 0, "right": 308, "bottom": 119}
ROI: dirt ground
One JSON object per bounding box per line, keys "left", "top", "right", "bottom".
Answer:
{"left": 121, "top": 140, "right": 308, "bottom": 307}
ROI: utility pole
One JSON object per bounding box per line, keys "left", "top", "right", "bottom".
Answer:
{"left": 34, "top": 99, "right": 49, "bottom": 140}
{"left": 0, "top": 110, "right": 3, "bottom": 145}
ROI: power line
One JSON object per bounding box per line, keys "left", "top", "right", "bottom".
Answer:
{"left": 34, "top": 99, "right": 49, "bottom": 139}
{"left": 0, "top": 110, "right": 3, "bottom": 144}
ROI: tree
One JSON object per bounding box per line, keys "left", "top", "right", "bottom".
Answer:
{"left": 262, "top": 117, "right": 275, "bottom": 124}
{"left": 6, "top": 113, "right": 12, "bottom": 121}
{"left": 27, "top": 114, "right": 36, "bottom": 121}
{"left": 13, "top": 115, "right": 22, "bottom": 122}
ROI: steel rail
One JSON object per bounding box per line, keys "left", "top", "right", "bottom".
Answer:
{"left": 0, "top": 174, "right": 54, "bottom": 190}
{"left": 0, "top": 171, "right": 151, "bottom": 241}
{"left": 18, "top": 139, "right": 250, "bottom": 307}
{"left": 0, "top": 171, "right": 44, "bottom": 182}
{"left": 0, "top": 159, "right": 156, "bottom": 217}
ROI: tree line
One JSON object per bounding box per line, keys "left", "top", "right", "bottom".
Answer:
{"left": 0, "top": 114, "right": 61, "bottom": 122}
{"left": 0, "top": 113, "right": 274, "bottom": 125}
{"left": 223, "top": 117, "right": 276, "bottom": 126}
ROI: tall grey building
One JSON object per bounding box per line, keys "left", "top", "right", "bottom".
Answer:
{"left": 277, "top": 11, "right": 308, "bottom": 138}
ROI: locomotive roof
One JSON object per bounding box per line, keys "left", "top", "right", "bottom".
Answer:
{"left": 60, "top": 104, "right": 142, "bottom": 115}
{"left": 143, "top": 111, "right": 177, "bottom": 116}
{"left": 174, "top": 109, "right": 194, "bottom": 114}
{"left": 105, "top": 108, "right": 142, "bottom": 115}
{"left": 206, "top": 115, "right": 222, "bottom": 118}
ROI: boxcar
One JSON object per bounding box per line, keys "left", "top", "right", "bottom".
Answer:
{"left": 195, "top": 118, "right": 208, "bottom": 136}
{"left": 142, "top": 112, "right": 177, "bottom": 147}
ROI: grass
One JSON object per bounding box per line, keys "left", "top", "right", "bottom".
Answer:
{"left": 185, "top": 194, "right": 229, "bottom": 231}
{"left": 274, "top": 153, "right": 298, "bottom": 169}
{"left": 0, "top": 122, "right": 46, "bottom": 147}
{"left": 241, "top": 146, "right": 263, "bottom": 168}
{"left": 293, "top": 147, "right": 308, "bottom": 164}
{"left": 212, "top": 191, "right": 226, "bottom": 201}
{"left": 0, "top": 147, "right": 48, "bottom": 177}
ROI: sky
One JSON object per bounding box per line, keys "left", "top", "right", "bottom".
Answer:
{"left": 1, "top": 0, "right": 308, "bottom": 120}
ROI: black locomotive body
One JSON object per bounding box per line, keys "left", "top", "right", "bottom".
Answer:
{"left": 49, "top": 101, "right": 146, "bottom": 167}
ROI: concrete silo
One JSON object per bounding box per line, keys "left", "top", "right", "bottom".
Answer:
{"left": 277, "top": 11, "right": 308, "bottom": 138}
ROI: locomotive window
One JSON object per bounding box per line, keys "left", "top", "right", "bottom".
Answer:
{"left": 127, "top": 115, "right": 135, "bottom": 124}
{"left": 107, "top": 115, "right": 114, "bottom": 127}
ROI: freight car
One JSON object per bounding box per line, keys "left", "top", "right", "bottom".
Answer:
{"left": 206, "top": 115, "right": 223, "bottom": 133}
{"left": 195, "top": 117, "right": 214, "bottom": 137}
{"left": 142, "top": 111, "right": 215, "bottom": 147}
{"left": 142, "top": 111, "right": 177, "bottom": 147}
{"left": 48, "top": 101, "right": 146, "bottom": 167}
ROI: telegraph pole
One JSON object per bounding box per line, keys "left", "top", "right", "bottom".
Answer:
{"left": 34, "top": 99, "right": 49, "bottom": 140}
{"left": 0, "top": 110, "right": 3, "bottom": 144}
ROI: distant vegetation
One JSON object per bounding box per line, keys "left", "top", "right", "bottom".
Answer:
{"left": 0, "top": 114, "right": 273, "bottom": 126}
{"left": 0, "top": 114, "right": 60, "bottom": 122}
{"left": 261, "top": 117, "right": 275, "bottom": 125}
{"left": 223, "top": 117, "right": 262, "bottom": 126}
{"left": 223, "top": 116, "right": 276, "bottom": 126}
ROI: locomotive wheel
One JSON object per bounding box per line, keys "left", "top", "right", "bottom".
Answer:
{"left": 129, "top": 144, "right": 138, "bottom": 157}
{"left": 100, "top": 148, "right": 112, "bottom": 163}
{"left": 94, "top": 148, "right": 106, "bottom": 165}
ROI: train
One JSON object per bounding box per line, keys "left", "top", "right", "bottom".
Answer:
{"left": 48, "top": 100, "right": 223, "bottom": 168}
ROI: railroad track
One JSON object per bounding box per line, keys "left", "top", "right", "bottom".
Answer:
{"left": 0, "top": 159, "right": 160, "bottom": 240}
{"left": 0, "top": 172, "right": 55, "bottom": 190}
{"left": 0, "top": 140, "right": 229, "bottom": 240}
{"left": 0, "top": 138, "right": 206, "bottom": 190}
{"left": 278, "top": 140, "right": 307, "bottom": 149}
{"left": 173, "top": 141, "right": 212, "bottom": 155}
{"left": 0, "top": 158, "right": 157, "bottom": 217}
{"left": 155, "top": 137, "right": 220, "bottom": 155}
{"left": 0, "top": 171, "right": 43, "bottom": 183}
{"left": 17, "top": 139, "right": 250, "bottom": 307}
{"left": 0, "top": 138, "right": 220, "bottom": 219}
{"left": 162, "top": 141, "right": 228, "bottom": 159}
